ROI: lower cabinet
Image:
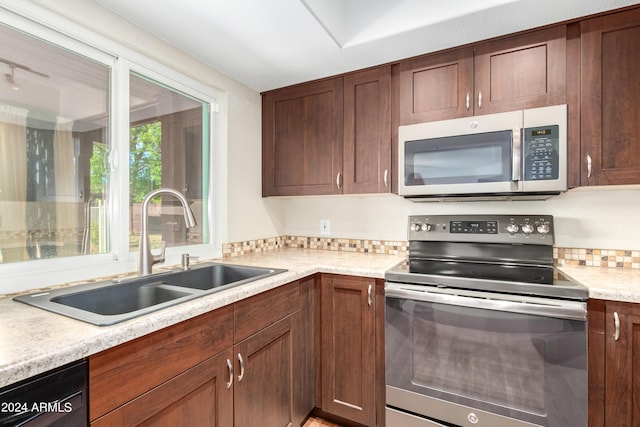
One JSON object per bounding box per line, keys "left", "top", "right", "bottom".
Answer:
{"left": 89, "top": 278, "right": 315, "bottom": 427}
{"left": 88, "top": 273, "right": 388, "bottom": 427}
{"left": 91, "top": 348, "right": 234, "bottom": 426}
{"left": 89, "top": 305, "right": 235, "bottom": 424}
{"left": 588, "top": 299, "right": 640, "bottom": 427}
{"left": 320, "top": 274, "right": 384, "bottom": 426}
{"left": 234, "top": 316, "right": 295, "bottom": 427}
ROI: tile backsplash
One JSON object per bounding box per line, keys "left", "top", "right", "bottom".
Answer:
{"left": 223, "top": 236, "right": 639, "bottom": 270}
{"left": 555, "top": 248, "right": 640, "bottom": 269}
{"left": 222, "top": 236, "right": 408, "bottom": 257}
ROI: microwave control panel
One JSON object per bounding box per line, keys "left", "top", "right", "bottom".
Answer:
{"left": 523, "top": 125, "right": 560, "bottom": 181}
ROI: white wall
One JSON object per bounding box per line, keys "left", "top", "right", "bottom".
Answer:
{"left": 283, "top": 186, "right": 640, "bottom": 250}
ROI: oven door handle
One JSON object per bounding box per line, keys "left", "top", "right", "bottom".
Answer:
{"left": 385, "top": 285, "right": 586, "bottom": 321}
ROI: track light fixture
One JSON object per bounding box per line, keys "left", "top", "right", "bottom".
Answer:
{"left": 5, "top": 64, "right": 19, "bottom": 91}
{"left": 1, "top": 58, "right": 49, "bottom": 91}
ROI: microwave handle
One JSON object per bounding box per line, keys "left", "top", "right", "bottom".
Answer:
{"left": 511, "top": 127, "right": 522, "bottom": 182}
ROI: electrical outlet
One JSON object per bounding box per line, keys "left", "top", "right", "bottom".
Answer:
{"left": 320, "top": 219, "right": 331, "bottom": 236}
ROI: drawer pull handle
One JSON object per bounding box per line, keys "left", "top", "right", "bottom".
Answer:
{"left": 614, "top": 311, "right": 620, "bottom": 341}
{"left": 238, "top": 353, "right": 245, "bottom": 381}
{"left": 368, "top": 284, "right": 373, "bottom": 307}
{"left": 384, "top": 169, "right": 389, "bottom": 187}
{"left": 466, "top": 92, "right": 470, "bottom": 110}
{"left": 226, "top": 358, "right": 233, "bottom": 389}
{"left": 478, "top": 91, "right": 482, "bottom": 109}
{"left": 587, "top": 154, "right": 592, "bottom": 179}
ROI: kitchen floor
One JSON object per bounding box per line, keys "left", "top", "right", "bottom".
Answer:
{"left": 303, "top": 417, "right": 343, "bottom": 427}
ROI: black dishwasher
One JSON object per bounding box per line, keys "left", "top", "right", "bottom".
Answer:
{"left": 0, "top": 360, "right": 87, "bottom": 427}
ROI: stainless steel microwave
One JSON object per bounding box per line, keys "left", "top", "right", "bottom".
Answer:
{"left": 398, "top": 104, "right": 567, "bottom": 201}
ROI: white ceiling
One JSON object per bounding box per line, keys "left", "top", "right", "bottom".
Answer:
{"left": 95, "top": 0, "right": 640, "bottom": 92}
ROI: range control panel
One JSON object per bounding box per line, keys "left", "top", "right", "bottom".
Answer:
{"left": 408, "top": 214, "right": 554, "bottom": 245}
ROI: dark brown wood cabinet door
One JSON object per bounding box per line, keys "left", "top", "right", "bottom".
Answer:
{"left": 89, "top": 305, "right": 234, "bottom": 421}
{"left": 474, "top": 26, "right": 566, "bottom": 114}
{"left": 321, "top": 275, "right": 376, "bottom": 426}
{"left": 91, "top": 348, "right": 234, "bottom": 427}
{"left": 262, "top": 78, "right": 343, "bottom": 196}
{"left": 581, "top": 9, "right": 640, "bottom": 186}
{"left": 343, "top": 66, "right": 392, "bottom": 194}
{"left": 604, "top": 301, "right": 640, "bottom": 426}
{"left": 399, "top": 47, "right": 474, "bottom": 124}
{"left": 234, "top": 316, "right": 295, "bottom": 427}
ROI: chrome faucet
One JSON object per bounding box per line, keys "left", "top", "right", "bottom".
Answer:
{"left": 138, "top": 188, "right": 197, "bottom": 276}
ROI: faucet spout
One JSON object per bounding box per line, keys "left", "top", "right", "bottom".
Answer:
{"left": 138, "top": 188, "right": 197, "bottom": 276}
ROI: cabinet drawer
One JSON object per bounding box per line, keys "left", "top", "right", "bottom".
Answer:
{"left": 89, "top": 305, "right": 234, "bottom": 420}
{"left": 234, "top": 281, "right": 300, "bottom": 342}
{"left": 91, "top": 348, "right": 234, "bottom": 427}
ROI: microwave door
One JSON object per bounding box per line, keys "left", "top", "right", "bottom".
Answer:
{"left": 400, "top": 130, "right": 520, "bottom": 196}
{"left": 399, "top": 110, "right": 524, "bottom": 197}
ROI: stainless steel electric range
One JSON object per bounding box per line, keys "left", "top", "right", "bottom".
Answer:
{"left": 385, "top": 214, "right": 588, "bottom": 427}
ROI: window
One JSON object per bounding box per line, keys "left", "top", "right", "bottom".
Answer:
{"left": 0, "top": 23, "right": 110, "bottom": 263}
{"left": 128, "top": 72, "right": 210, "bottom": 253}
{"left": 0, "top": 15, "right": 217, "bottom": 293}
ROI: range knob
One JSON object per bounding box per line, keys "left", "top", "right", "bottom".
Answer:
{"left": 506, "top": 223, "right": 519, "bottom": 234}
{"left": 522, "top": 224, "right": 535, "bottom": 235}
{"left": 410, "top": 223, "right": 432, "bottom": 232}
{"left": 537, "top": 224, "right": 550, "bottom": 235}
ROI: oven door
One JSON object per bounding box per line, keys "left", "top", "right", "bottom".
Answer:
{"left": 385, "top": 283, "right": 587, "bottom": 427}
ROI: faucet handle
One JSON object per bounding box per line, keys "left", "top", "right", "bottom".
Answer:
{"left": 152, "top": 240, "right": 167, "bottom": 265}
{"left": 181, "top": 253, "right": 199, "bottom": 270}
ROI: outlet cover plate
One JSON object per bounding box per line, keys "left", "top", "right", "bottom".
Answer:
{"left": 320, "top": 219, "right": 331, "bottom": 235}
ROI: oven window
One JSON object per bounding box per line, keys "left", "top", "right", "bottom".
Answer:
{"left": 411, "top": 304, "right": 546, "bottom": 414}
{"left": 404, "top": 130, "right": 512, "bottom": 186}
{"left": 386, "top": 295, "right": 587, "bottom": 426}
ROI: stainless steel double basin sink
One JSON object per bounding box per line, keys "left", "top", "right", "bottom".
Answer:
{"left": 14, "top": 263, "right": 286, "bottom": 326}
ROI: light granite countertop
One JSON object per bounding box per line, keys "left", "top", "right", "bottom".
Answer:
{"left": 558, "top": 264, "right": 640, "bottom": 303}
{"left": 0, "top": 249, "right": 404, "bottom": 388}
{"left": 1, "top": 248, "right": 639, "bottom": 389}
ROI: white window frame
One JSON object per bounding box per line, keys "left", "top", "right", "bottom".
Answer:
{"left": 0, "top": 4, "right": 225, "bottom": 294}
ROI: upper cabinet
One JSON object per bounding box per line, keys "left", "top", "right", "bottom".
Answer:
{"left": 262, "top": 6, "right": 640, "bottom": 196}
{"left": 400, "top": 47, "right": 474, "bottom": 123}
{"left": 400, "top": 26, "right": 567, "bottom": 124}
{"left": 262, "top": 66, "right": 391, "bottom": 196}
{"left": 262, "top": 77, "right": 344, "bottom": 196}
{"left": 580, "top": 8, "right": 640, "bottom": 186}
{"left": 343, "top": 66, "right": 392, "bottom": 194}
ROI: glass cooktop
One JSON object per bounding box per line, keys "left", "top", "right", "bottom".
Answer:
{"left": 385, "top": 260, "right": 588, "bottom": 301}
